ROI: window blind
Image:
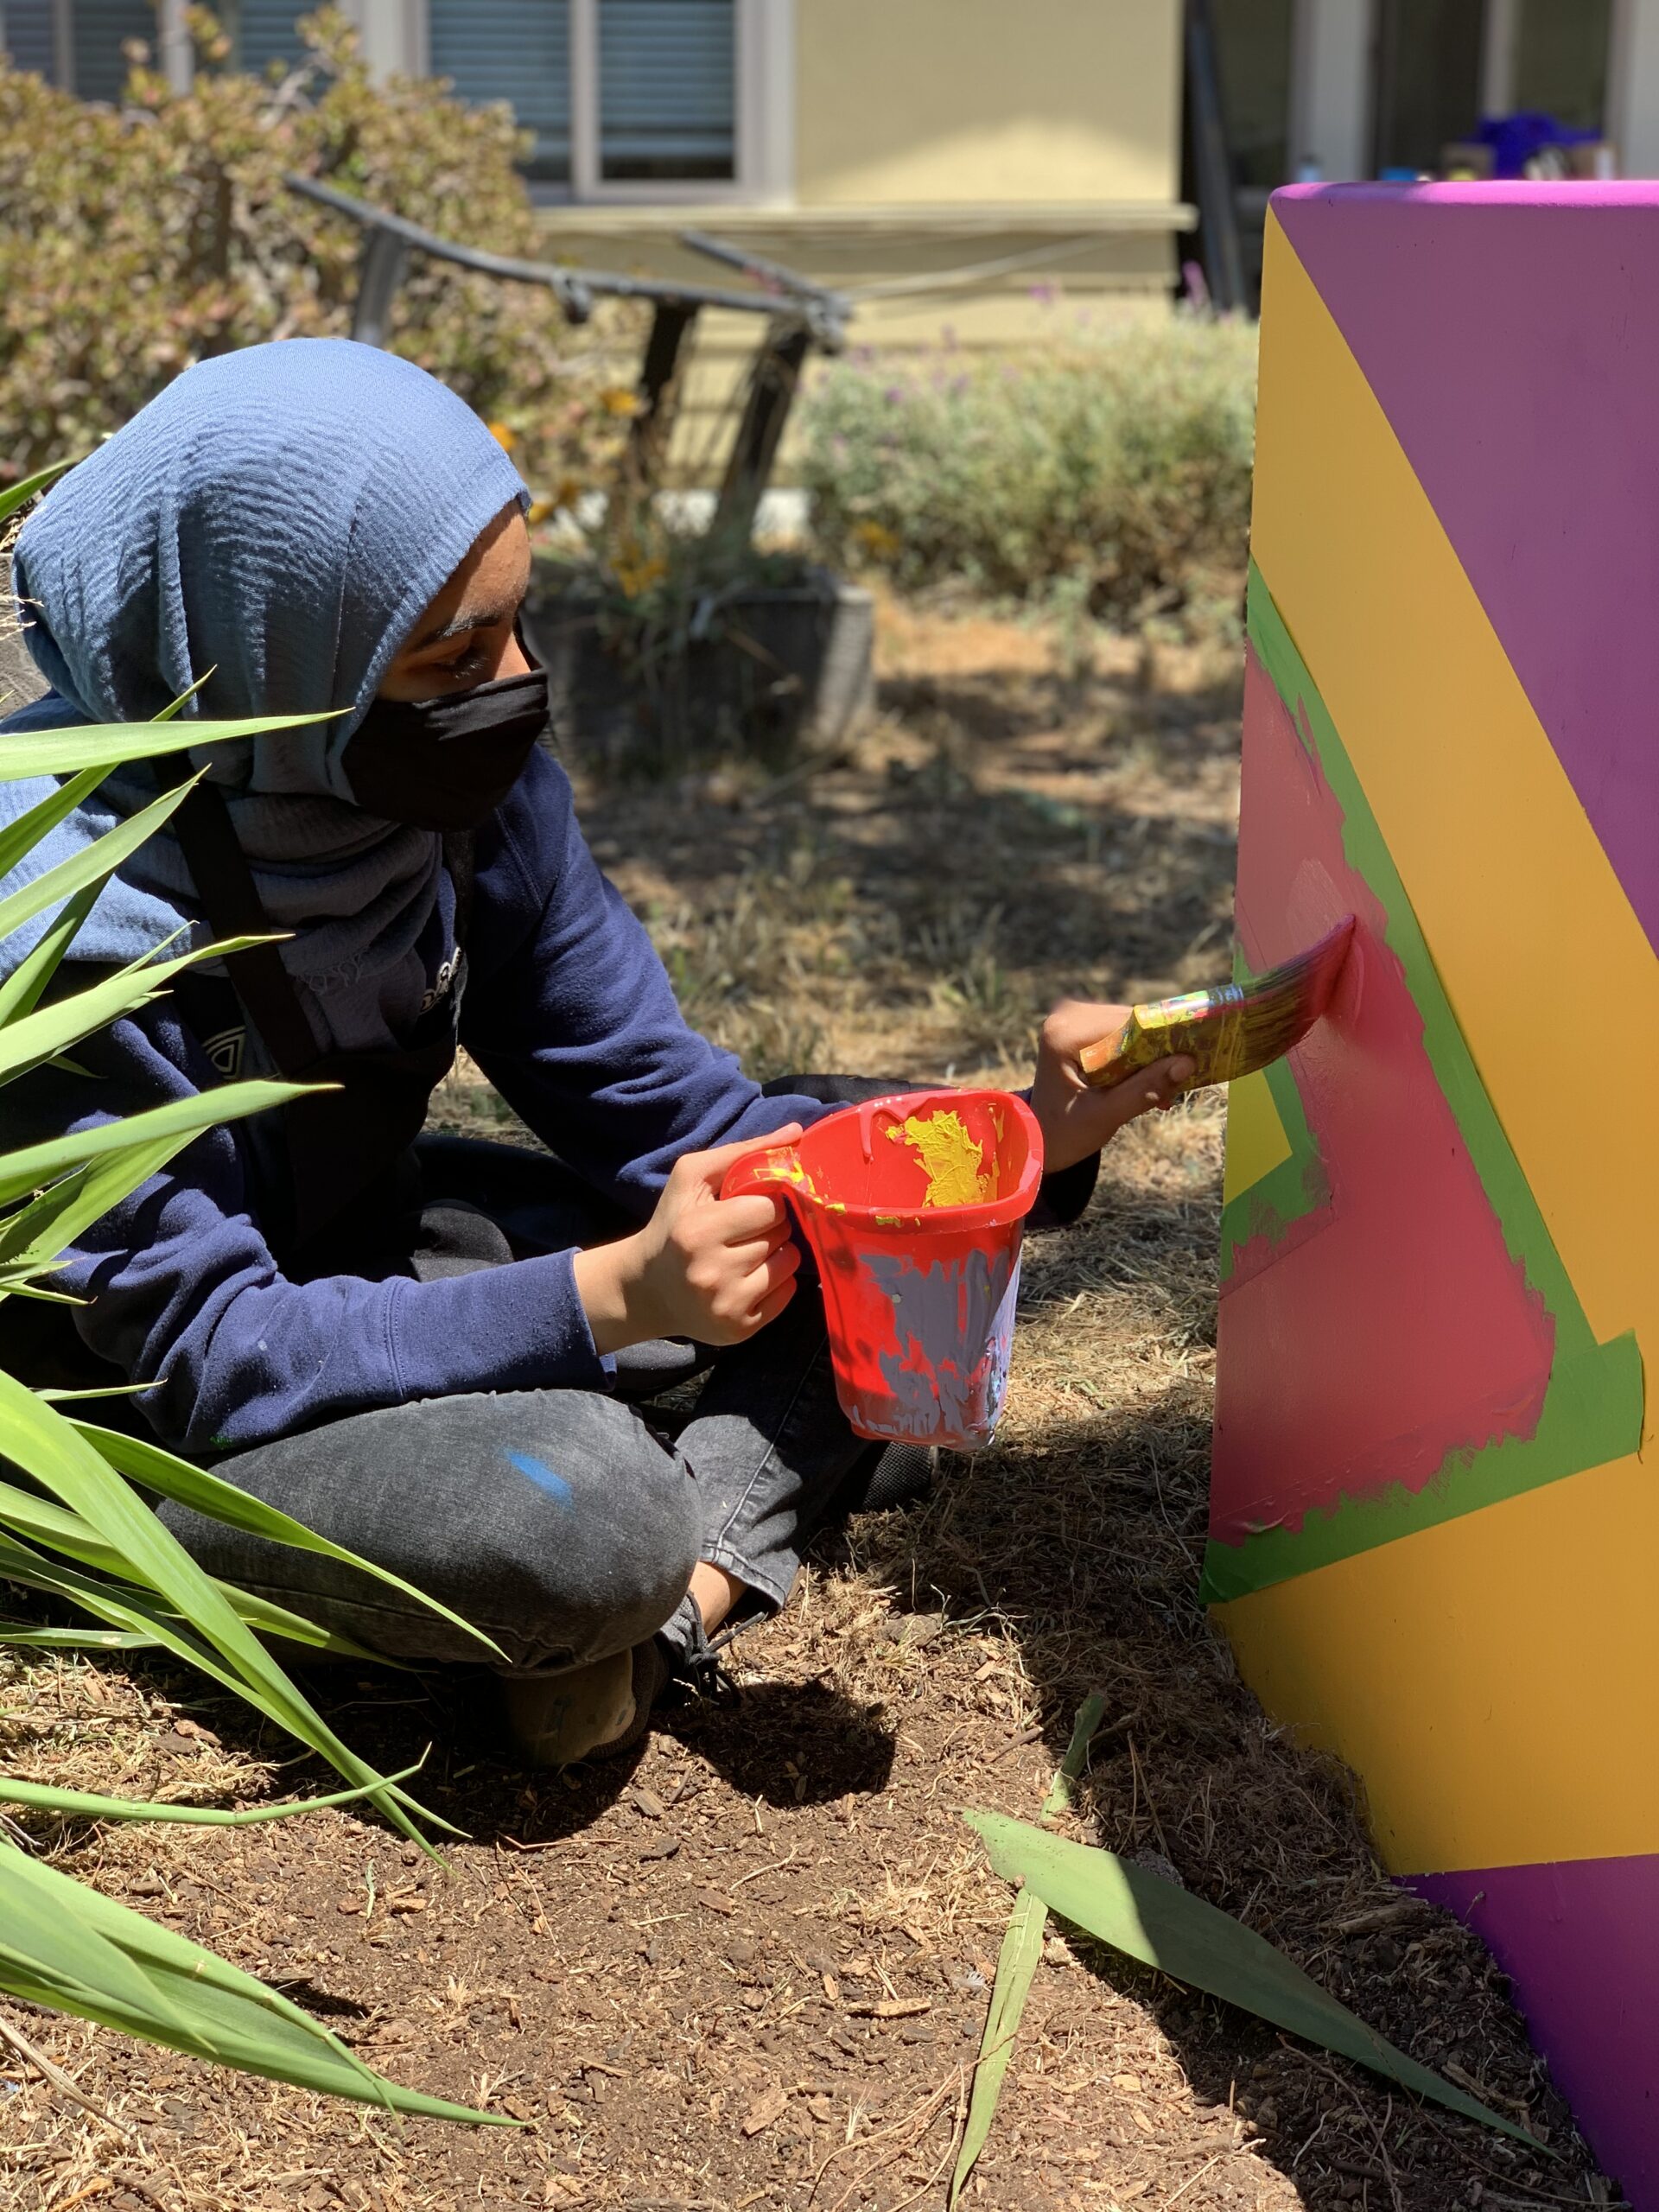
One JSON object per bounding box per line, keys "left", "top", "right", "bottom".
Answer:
{"left": 429, "top": 0, "right": 572, "bottom": 182}
{"left": 1, "top": 1, "right": 56, "bottom": 80}
{"left": 233, "top": 0, "right": 308, "bottom": 78}
{"left": 599, "top": 0, "right": 734, "bottom": 182}
{"left": 71, "top": 0, "right": 155, "bottom": 102}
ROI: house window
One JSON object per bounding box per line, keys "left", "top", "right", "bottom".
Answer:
{"left": 1373, "top": 0, "right": 1486, "bottom": 175}
{"left": 226, "top": 0, "right": 312, "bottom": 78}
{"left": 429, "top": 0, "right": 766, "bottom": 199}
{"left": 429, "top": 0, "right": 572, "bottom": 183}
{"left": 70, "top": 0, "right": 152, "bottom": 101}
{"left": 2, "top": 0, "right": 785, "bottom": 200}
{"left": 1210, "top": 0, "right": 1294, "bottom": 190}
{"left": 598, "top": 0, "right": 734, "bottom": 181}
{"left": 1510, "top": 0, "right": 1613, "bottom": 133}
{"left": 0, "top": 0, "right": 57, "bottom": 79}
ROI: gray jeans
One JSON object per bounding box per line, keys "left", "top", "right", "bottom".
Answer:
{"left": 156, "top": 1131, "right": 877, "bottom": 1678}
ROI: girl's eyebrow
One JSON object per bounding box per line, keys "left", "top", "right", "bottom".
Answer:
{"left": 407, "top": 597, "right": 516, "bottom": 653}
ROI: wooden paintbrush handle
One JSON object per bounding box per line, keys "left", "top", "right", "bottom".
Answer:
{"left": 1078, "top": 1020, "right": 1133, "bottom": 1088}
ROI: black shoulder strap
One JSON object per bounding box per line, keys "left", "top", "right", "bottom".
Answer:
{"left": 442, "top": 829, "right": 476, "bottom": 952}
{"left": 173, "top": 784, "right": 319, "bottom": 1077}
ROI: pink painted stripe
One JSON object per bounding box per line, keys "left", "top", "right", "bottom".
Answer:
{"left": 1211, "top": 648, "right": 1555, "bottom": 1545}
{"left": 1273, "top": 182, "right": 1659, "bottom": 952}
{"left": 1411, "top": 1852, "right": 1659, "bottom": 2207}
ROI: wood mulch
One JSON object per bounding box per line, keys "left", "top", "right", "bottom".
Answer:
{"left": 1, "top": 601, "right": 1617, "bottom": 2210}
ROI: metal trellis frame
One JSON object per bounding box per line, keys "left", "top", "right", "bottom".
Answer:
{"left": 285, "top": 174, "right": 851, "bottom": 540}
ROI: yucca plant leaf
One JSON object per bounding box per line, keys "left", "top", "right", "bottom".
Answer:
{"left": 0, "top": 714, "right": 333, "bottom": 785}
{"left": 37, "top": 1383, "right": 157, "bottom": 1401}
{"left": 0, "top": 878, "right": 101, "bottom": 1029}
{"left": 0, "top": 1479, "right": 381, "bottom": 1659}
{"left": 0, "top": 1136, "right": 181, "bottom": 1284}
{"left": 0, "top": 1079, "right": 308, "bottom": 1208}
{"left": 0, "top": 764, "right": 107, "bottom": 887}
{"left": 0, "top": 1528, "right": 383, "bottom": 1669}
{"left": 78, "top": 1423, "right": 505, "bottom": 1660}
{"left": 0, "top": 1375, "right": 450, "bottom": 1843}
{"left": 0, "top": 932, "right": 276, "bottom": 1086}
{"left": 0, "top": 1761, "right": 426, "bottom": 1827}
{"left": 0, "top": 774, "right": 202, "bottom": 947}
{"left": 965, "top": 1810, "right": 1537, "bottom": 2146}
{"left": 0, "top": 457, "right": 75, "bottom": 525}
{"left": 950, "top": 1694, "right": 1107, "bottom": 2208}
{"left": 0, "top": 1624, "right": 156, "bottom": 1649}
{"left": 0, "top": 1839, "right": 507, "bottom": 2123}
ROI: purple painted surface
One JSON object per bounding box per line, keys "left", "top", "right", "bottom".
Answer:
{"left": 1273, "top": 181, "right": 1659, "bottom": 952}
{"left": 1411, "top": 1852, "right": 1659, "bottom": 2205}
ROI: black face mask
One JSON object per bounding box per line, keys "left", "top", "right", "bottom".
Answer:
{"left": 342, "top": 664, "right": 550, "bottom": 831}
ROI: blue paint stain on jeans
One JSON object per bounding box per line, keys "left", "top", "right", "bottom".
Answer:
{"left": 505, "top": 1449, "right": 574, "bottom": 1507}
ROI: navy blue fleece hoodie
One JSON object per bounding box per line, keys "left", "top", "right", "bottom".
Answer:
{"left": 3, "top": 745, "right": 833, "bottom": 1450}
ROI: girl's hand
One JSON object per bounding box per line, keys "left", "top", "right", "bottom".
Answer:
{"left": 1030, "top": 1001, "right": 1196, "bottom": 1174}
{"left": 573, "top": 1127, "right": 804, "bottom": 1354}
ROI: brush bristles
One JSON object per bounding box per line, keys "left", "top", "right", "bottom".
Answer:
{"left": 1081, "top": 917, "right": 1355, "bottom": 1091}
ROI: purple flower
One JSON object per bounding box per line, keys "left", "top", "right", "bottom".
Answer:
{"left": 1029, "top": 282, "right": 1059, "bottom": 305}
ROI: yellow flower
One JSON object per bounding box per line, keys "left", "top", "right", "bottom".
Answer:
{"left": 613, "top": 554, "right": 668, "bottom": 599}
{"left": 852, "top": 518, "right": 901, "bottom": 560}
{"left": 599, "top": 386, "right": 645, "bottom": 418}
{"left": 486, "top": 420, "right": 518, "bottom": 451}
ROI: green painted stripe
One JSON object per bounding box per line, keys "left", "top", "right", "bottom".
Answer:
{"left": 1203, "top": 566, "right": 1643, "bottom": 1604}
{"left": 1218, "top": 1047, "right": 1327, "bottom": 1281}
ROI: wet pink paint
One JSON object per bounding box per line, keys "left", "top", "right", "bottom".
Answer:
{"left": 1211, "top": 648, "right": 1555, "bottom": 1544}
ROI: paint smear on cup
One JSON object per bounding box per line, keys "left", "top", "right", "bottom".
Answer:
{"left": 889, "top": 1109, "right": 993, "bottom": 1207}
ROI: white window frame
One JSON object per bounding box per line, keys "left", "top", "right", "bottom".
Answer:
{"left": 418, "top": 0, "right": 793, "bottom": 205}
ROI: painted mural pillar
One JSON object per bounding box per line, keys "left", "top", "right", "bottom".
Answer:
{"left": 1213, "top": 181, "right": 1659, "bottom": 2203}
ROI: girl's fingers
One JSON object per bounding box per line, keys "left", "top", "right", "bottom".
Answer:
{"left": 715, "top": 1192, "right": 789, "bottom": 1243}
{"left": 747, "top": 1278, "right": 798, "bottom": 1331}
{"left": 724, "top": 1223, "right": 798, "bottom": 1270}
{"left": 752, "top": 1243, "right": 801, "bottom": 1294}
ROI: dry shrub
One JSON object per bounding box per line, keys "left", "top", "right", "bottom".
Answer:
{"left": 0, "top": 6, "right": 635, "bottom": 493}
{"left": 800, "top": 310, "right": 1257, "bottom": 626}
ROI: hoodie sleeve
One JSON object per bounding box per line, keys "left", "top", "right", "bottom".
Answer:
{"left": 14, "top": 1001, "right": 615, "bottom": 1453}
{"left": 458, "top": 750, "right": 833, "bottom": 1214}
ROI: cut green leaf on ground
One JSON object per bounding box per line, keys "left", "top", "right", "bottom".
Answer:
{"left": 967, "top": 1808, "right": 1540, "bottom": 2146}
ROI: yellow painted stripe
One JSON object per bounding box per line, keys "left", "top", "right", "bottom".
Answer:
{"left": 1221, "top": 1068, "right": 1293, "bottom": 1205}
{"left": 1251, "top": 213, "right": 1659, "bottom": 1422}
{"left": 1217, "top": 1447, "right": 1659, "bottom": 1872}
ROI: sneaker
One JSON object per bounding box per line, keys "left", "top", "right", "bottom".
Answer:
{"left": 850, "top": 1441, "right": 941, "bottom": 1515}
{"left": 495, "top": 1638, "right": 669, "bottom": 1770}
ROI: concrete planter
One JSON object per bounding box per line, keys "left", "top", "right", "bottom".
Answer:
{"left": 524, "top": 563, "right": 874, "bottom": 775}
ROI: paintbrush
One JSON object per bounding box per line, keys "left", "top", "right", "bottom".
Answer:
{"left": 1079, "top": 916, "right": 1356, "bottom": 1094}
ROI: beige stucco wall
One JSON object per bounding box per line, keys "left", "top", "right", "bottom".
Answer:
{"left": 791, "top": 0, "right": 1184, "bottom": 207}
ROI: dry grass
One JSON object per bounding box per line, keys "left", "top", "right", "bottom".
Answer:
{"left": 0, "top": 599, "right": 1616, "bottom": 2211}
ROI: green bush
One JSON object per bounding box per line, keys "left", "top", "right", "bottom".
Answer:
{"left": 798, "top": 310, "right": 1258, "bottom": 622}
{"left": 0, "top": 6, "right": 629, "bottom": 496}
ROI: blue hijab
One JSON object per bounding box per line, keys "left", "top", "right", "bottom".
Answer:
{"left": 1, "top": 338, "right": 526, "bottom": 1051}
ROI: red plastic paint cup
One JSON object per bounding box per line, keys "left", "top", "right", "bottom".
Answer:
{"left": 721, "top": 1089, "right": 1044, "bottom": 1451}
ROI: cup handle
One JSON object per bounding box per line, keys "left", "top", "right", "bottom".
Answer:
{"left": 720, "top": 1143, "right": 804, "bottom": 1205}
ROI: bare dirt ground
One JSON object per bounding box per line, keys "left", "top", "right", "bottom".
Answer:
{"left": 1, "top": 601, "right": 1618, "bottom": 2212}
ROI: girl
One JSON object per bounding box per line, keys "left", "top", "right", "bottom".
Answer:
{"left": 0, "top": 341, "right": 1191, "bottom": 1764}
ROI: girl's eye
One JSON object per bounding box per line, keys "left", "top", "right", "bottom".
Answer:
{"left": 441, "top": 644, "right": 490, "bottom": 683}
